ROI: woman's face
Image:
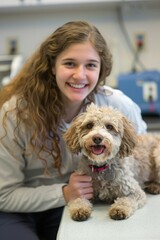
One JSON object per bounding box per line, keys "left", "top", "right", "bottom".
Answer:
{"left": 52, "top": 41, "right": 101, "bottom": 105}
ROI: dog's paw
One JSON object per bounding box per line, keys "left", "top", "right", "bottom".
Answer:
{"left": 71, "top": 208, "right": 91, "bottom": 221}
{"left": 109, "top": 206, "right": 131, "bottom": 220}
{"left": 68, "top": 198, "right": 92, "bottom": 221}
{"left": 145, "top": 182, "right": 160, "bottom": 194}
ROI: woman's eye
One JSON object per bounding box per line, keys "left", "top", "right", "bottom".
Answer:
{"left": 86, "top": 122, "right": 94, "bottom": 129}
{"left": 106, "top": 124, "right": 113, "bottom": 130}
{"left": 64, "top": 62, "right": 75, "bottom": 67}
{"left": 87, "top": 63, "right": 96, "bottom": 69}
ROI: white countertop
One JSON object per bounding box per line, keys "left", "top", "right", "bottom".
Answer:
{"left": 57, "top": 195, "right": 160, "bottom": 240}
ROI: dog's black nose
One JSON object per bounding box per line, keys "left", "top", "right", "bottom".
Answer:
{"left": 93, "top": 136, "right": 102, "bottom": 144}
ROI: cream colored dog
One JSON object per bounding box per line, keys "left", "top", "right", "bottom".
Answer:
{"left": 63, "top": 103, "right": 160, "bottom": 221}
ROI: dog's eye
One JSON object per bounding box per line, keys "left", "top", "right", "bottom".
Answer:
{"left": 86, "top": 122, "right": 94, "bottom": 129}
{"left": 105, "top": 124, "right": 113, "bottom": 130}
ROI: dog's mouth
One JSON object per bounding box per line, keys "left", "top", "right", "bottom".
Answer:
{"left": 90, "top": 145, "right": 106, "bottom": 155}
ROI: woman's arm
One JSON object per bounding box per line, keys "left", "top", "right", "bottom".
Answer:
{"left": 0, "top": 101, "right": 67, "bottom": 212}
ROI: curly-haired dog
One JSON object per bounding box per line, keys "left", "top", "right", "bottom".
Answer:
{"left": 63, "top": 103, "right": 160, "bottom": 221}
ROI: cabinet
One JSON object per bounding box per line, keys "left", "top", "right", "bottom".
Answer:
{"left": 0, "top": 0, "right": 159, "bottom": 13}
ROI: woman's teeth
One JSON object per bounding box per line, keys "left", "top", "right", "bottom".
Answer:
{"left": 69, "top": 83, "right": 86, "bottom": 89}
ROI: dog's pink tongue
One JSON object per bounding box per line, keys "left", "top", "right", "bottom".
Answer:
{"left": 91, "top": 146, "right": 104, "bottom": 155}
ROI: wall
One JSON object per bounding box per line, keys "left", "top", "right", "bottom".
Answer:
{"left": 0, "top": 1, "right": 160, "bottom": 86}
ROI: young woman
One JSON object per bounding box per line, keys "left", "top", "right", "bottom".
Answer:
{"left": 0, "top": 21, "right": 147, "bottom": 240}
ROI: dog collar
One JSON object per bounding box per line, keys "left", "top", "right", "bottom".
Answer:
{"left": 89, "top": 164, "right": 110, "bottom": 173}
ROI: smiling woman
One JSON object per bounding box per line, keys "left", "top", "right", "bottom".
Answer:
{"left": 0, "top": 20, "right": 147, "bottom": 240}
{"left": 52, "top": 42, "right": 101, "bottom": 118}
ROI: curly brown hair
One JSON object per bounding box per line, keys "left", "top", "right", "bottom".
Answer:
{"left": 0, "top": 21, "right": 112, "bottom": 173}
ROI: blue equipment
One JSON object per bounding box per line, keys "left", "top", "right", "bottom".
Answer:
{"left": 117, "top": 70, "right": 160, "bottom": 115}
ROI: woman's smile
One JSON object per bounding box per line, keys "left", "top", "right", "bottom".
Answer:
{"left": 67, "top": 83, "right": 88, "bottom": 89}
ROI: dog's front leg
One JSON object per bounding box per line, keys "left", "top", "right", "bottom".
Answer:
{"left": 68, "top": 197, "right": 93, "bottom": 221}
{"left": 108, "top": 189, "right": 146, "bottom": 220}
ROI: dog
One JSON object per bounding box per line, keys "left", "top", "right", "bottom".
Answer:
{"left": 63, "top": 103, "right": 160, "bottom": 221}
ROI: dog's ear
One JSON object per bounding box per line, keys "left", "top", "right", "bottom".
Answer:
{"left": 63, "top": 119, "right": 81, "bottom": 154}
{"left": 118, "top": 116, "right": 137, "bottom": 158}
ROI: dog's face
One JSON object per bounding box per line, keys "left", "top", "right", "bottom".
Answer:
{"left": 63, "top": 103, "right": 137, "bottom": 165}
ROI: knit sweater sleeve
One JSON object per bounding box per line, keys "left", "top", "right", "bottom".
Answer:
{"left": 0, "top": 99, "right": 66, "bottom": 212}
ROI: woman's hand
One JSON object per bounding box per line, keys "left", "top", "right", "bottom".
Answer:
{"left": 62, "top": 172, "right": 93, "bottom": 203}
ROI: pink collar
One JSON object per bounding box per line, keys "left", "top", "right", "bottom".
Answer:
{"left": 89, "top": 164, "right": 109, "bottom": 173}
